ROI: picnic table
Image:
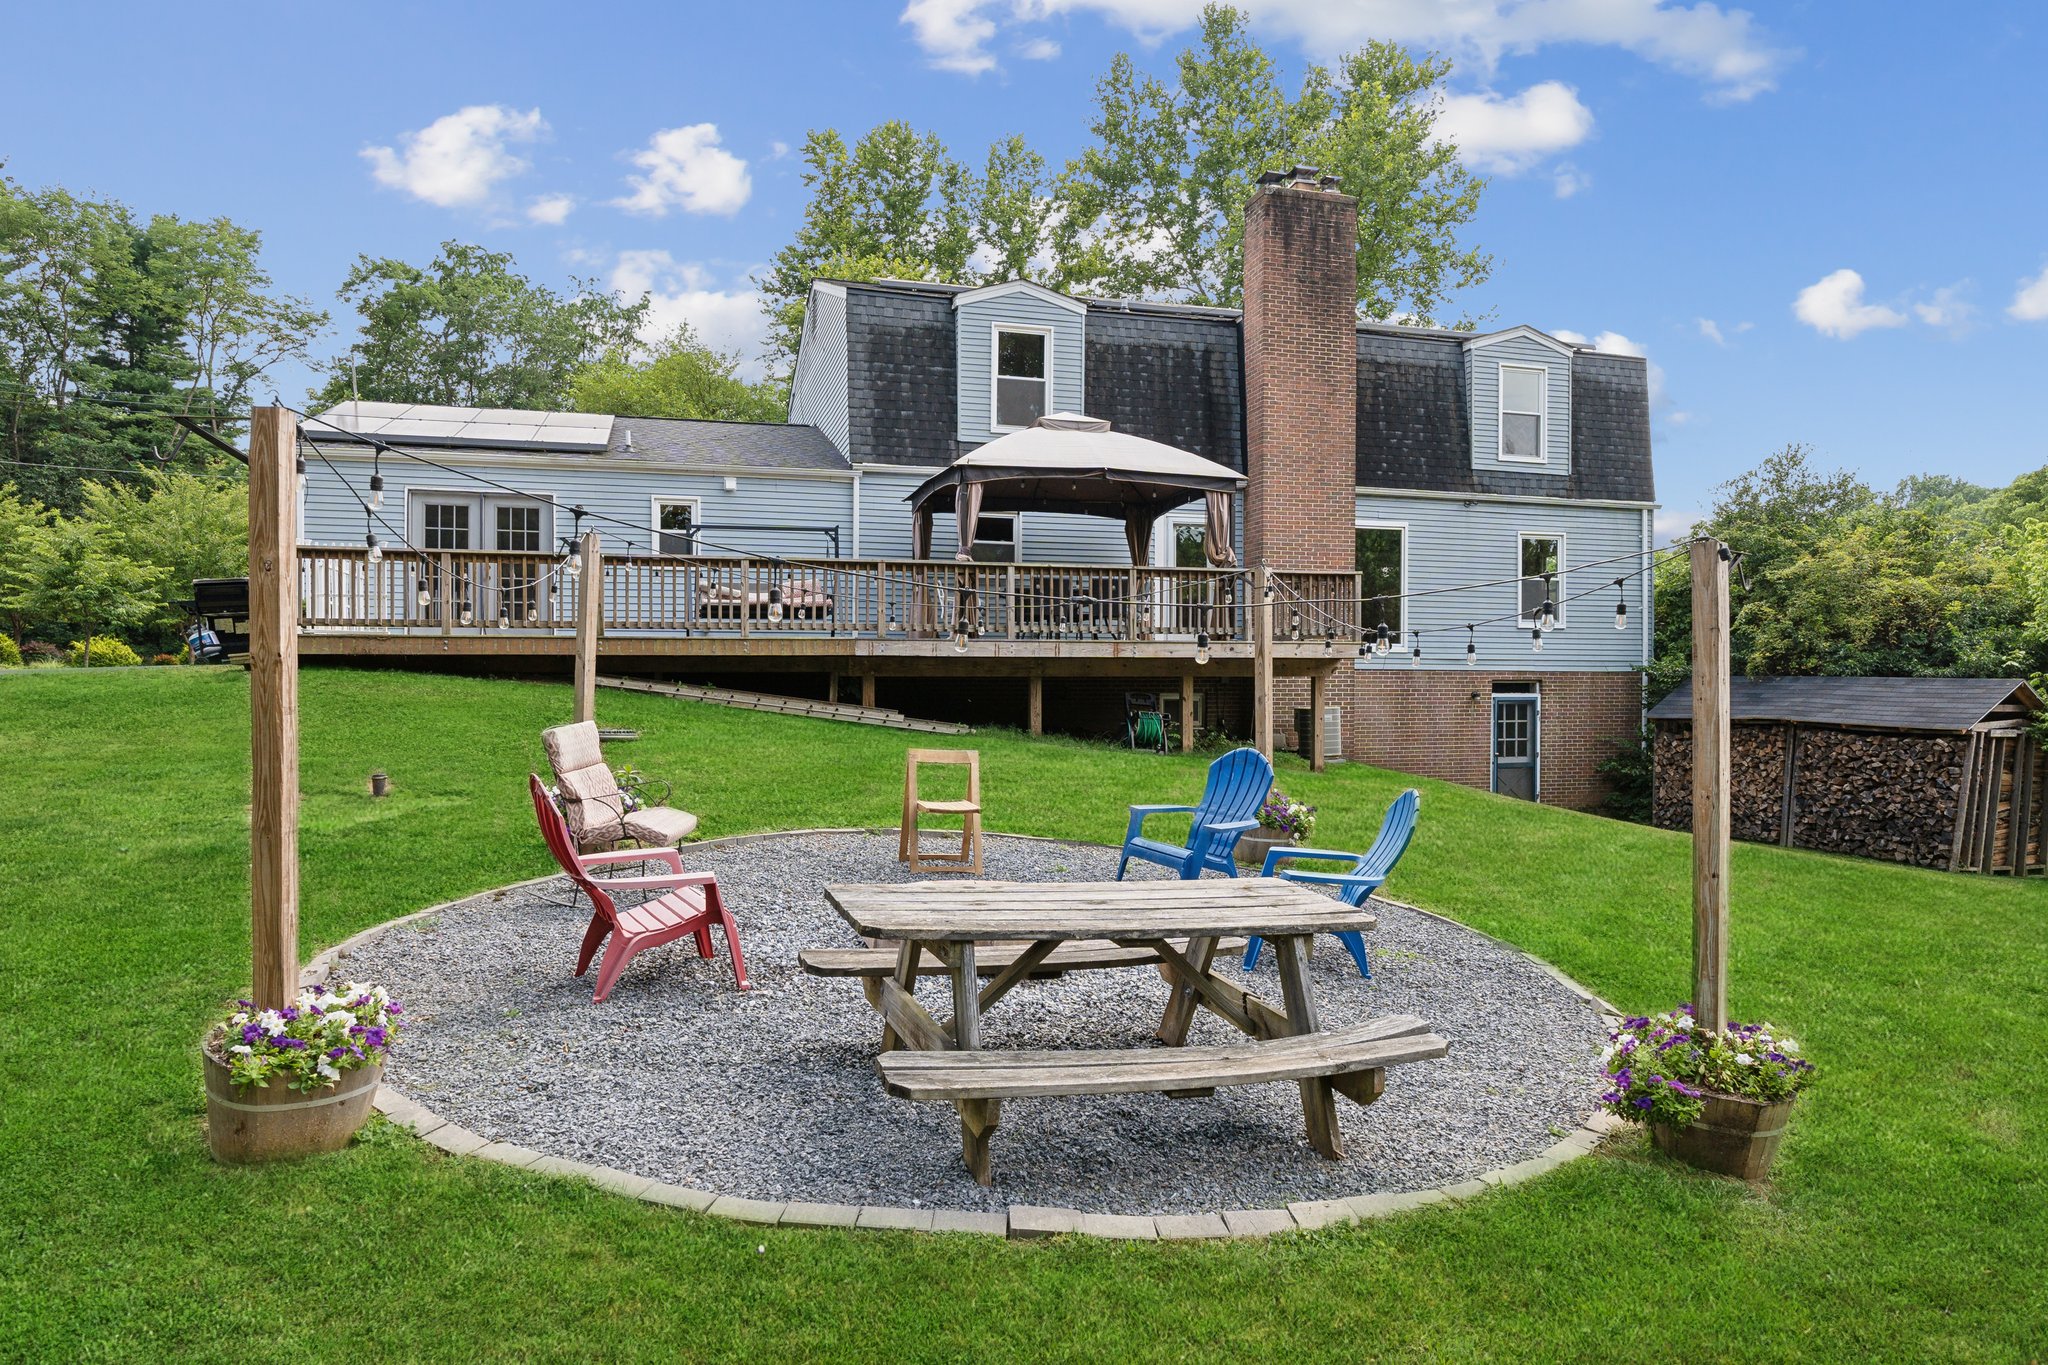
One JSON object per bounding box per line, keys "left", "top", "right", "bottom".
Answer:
{"left": 817, "top": 878, "right": 1447, "bottom": 1183}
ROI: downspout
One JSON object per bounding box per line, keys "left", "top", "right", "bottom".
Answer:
{"left": 850, "top": 471, "right": 861, "bottom": 558}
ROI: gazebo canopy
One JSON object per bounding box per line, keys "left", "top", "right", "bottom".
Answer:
{"left": 906, "top": 413, "right": 1244, "bottom": 565}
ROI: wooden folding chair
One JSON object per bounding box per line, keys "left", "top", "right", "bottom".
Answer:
{"left": 899, "top": 748, "right": 983, "bottom": 874}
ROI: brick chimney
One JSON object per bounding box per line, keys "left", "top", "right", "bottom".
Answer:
{"left": 1241, "top": 165, "right": 1358, "bottom": 572}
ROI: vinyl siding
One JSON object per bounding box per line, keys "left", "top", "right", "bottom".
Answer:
{"left": 1467, "top": 335, "right": 1572, "bottom": 477}
{"left": 955, "top": 293, "right": 1085, "bottom": 445}
{"left": 1353, "top": 492, "right": 1647, "bottom": 671}
{"left": 301, "top": 445, "right": 854, "bottom": 562}
{"left": 787, "top": 285, "right": 850, "bottom": 456}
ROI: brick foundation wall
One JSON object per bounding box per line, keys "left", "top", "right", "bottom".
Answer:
{"left": 1274, "top": 669, "right": 1640, "bottom": 811}
{"left": 1242, "top": 174, "right": 1358, "bottom": 572}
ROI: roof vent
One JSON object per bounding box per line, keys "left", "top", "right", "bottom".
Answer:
{"left": 622, "top": 426, "right": 634, "bottom": 452}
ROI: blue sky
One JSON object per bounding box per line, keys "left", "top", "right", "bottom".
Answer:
{"left": 5, "top": 1, "right": 2047, "bottom": 530}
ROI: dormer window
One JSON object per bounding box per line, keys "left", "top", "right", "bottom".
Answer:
{"left": 993, "top": 326, "right": 1050, "bottom": 430}
{"left": 1499, "top": 364, "right": 1547, "bottom": 462}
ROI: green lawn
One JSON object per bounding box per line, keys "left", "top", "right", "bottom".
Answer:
{"left": 2, "top": 667, "right": 2043, "bottom": 1363}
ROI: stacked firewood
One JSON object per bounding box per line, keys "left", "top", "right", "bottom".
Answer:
{"left": 1789, "top": 731, "right": 1965, "bottom": 867}
{"left": 1651, "top": 724, "right": 1791, "bottom": 840}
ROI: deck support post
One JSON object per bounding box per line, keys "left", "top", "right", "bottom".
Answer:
{"left": 1307, "top": 671, "right": 1328, "bottom": 772}
{"left": 1690, "top": 538, "right": 1732, "bottom": 1033}
{"left": 827, "top": 669, "right": 840, "bottom": 705}
{"left": 1180, "top": 673, "right": 1196, "bottom": 752}
{"left": 574, "top": 531, "right": 602, "bottom": 724}
{"left": 1028, "top": 672, "right": 1044, "bottom": 735}
{"left": 247, "top": 406, "right": 300, "bottom": 1010}
{"left": 861, "top": 671, "right": 877, "bottom": 709}
{"left": 1253, "top": 565, "right": 1275, "bottom": 761}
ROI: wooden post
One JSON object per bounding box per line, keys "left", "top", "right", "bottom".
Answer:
{"left": 573, "top": 531, "right": 602, "bottom": 724}
{"left": 1027, "top": 672, "right": 1044, "bottom": 735}
{"left": 827, "top": 669, "right": 840, "bottom": 706}
{"left": 861, "top": 672, "right": 877, "bottom": 710}
{"left": 1253, "top": 565, "right": 1275, "bottom": 761}
{"left": 1690, "top": 538, "right": 1731, "bottom": 1032}
{"left": 1180, "top": 673, "right": 1196, "bottom": 753}
{"left": 247, "top": 406, "right": 299, "bottom": 1010}
{"left": 1307, "top": 671, "right": 1328, "bottom": 773}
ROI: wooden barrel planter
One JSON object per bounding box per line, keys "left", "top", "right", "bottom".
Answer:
{"left": 203, "top": 1039, "right": 382, "bottom": 1163}
{"left": 1651, "top": 1092, "right": 1794, "bottom": 1181}
{"left": 1235, "top": 830, "right": 1289, "bottom": 869}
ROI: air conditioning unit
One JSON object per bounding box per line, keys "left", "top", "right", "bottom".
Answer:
{"left": 1294, "top": 705, "right": 1343, "bottom": 761}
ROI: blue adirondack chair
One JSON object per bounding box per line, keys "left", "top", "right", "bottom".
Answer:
{"left": 1242, "top": 788, "right": 1421, "bottom": 978}
{"left": 1116, "top": 747, "right": 1275, "bottom": 881}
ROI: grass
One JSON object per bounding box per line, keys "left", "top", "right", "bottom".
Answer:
{"left": 1, "top": 666, "right": 2043, "bottom": 1363}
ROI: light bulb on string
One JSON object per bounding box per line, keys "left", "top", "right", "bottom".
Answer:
{"left": 415, "top": 585, "right": 432, "bottom": 610}
{"left": 365, "top": 531, "right": 382, "bottom": 566}
{"left": 1410, "top": 635, "right": 1422, "bottom": 667}
{"left": 1288, "top": 609, "right": 1302, "bottom": 642}
{"left": 1465, "top": 626, "right": 1477, "bottom": 667}
{"left": 1539, "top": 573, "right": 1557, "bottom": 632}
{"left": 886, "top": 607, "right": 901, "bottom": 635}
{"left": 459, "top": 602, "right": 475, "bottom": 628}
{"left": 952, "top": 620, "right": 970, "bottom": 654}
{"left": 1613, "top": 579, "right": 1628, "bottom": 630}
{"left": 1195, "top": 631, "right": 1211, "bottom": 667}
{"left": 1530, "top": 623, "right": 1543, "bottom": 653}
{"left": 294, "top": 454, "right": 307, "bottom": 497}
{"left": 1322, "top": 630, "right": 1334, "bottom": 655}
{"left": 368, "top": 469, "right": 385, "bottom": 511}
{"left": 767, "top": 585, "right": 784, "bottom": 624}
{"left": 1375, "top": 620, "right": 1391, "bottom": 656}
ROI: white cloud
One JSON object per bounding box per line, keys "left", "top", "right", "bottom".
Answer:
{"left": 1654, "top": 508, "right": 1700, "bottom": 542}
{"left": 1019, "top": 36, "right": 1063, "bottom": 59}
{"left": 525, "top": 193, "right": 575, "bottom": 226}
{"left": 611, "top": 250, "right": 768, "bottom": 379}
{"left": 922, "top": 1, "right": 1792, "bottom": 99}
{"left": 901, "top": 0, "right": 999, "bottom": 74}
{"left": 611, "top": 124, "right": 752, "bottom": 217}
{"left": 1913, "top": 283, "right": 1974, "bottom": 334}
{"left": 769, "top": 140, "right": 792, "bottom": 160}
{"left": 1551, "top": 163, "right": 1590, "bottom": 198}
{"left": 1553, "top": 327, "right": 1668, "bottom": 412}
{"left": 1694, "top": 316, "right": 1750, "bottom": 345}
{"left": 1433, "top": 81, "right": 1594, "bottom": 176}
{"left": 2009, "top": 263, "right": 2048, "bottom": 322}
{"left": 361, "top": 105, "right": 546, "bottom": 208}
{"left": 1792, "top": 268, "right": 1907, "bottom": 340}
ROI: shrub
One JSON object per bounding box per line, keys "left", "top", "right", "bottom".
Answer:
{"left": 150, "top": 653, "right": 180, "bottom": 666}
{"left": 1599, "top": 1005, "right": 1815, "bottom": 1129}
{"left": 207, "top": 982, "right": 402, "bottom": 1091}
{"left": 22, "top": 641, "right": 62, "bottom": 664}
{"left": 0, "top": 636, "right": 20, "bottom": 668}
{"left": 65, "top": 638, "right": 144, "bottom": 668}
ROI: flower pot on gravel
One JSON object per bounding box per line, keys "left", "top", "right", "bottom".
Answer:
{"left": 1650, "top": 1091, "right": 1795, "bottom": 1181}
{"left": 201, "top": 980, "right": 403, "bottom": 1164}
{"left": 203, "top": 1044, "right": 381, "bottom": 1163}
{"left": 1235, "top": 830, "right": 1290, "bottom": 868}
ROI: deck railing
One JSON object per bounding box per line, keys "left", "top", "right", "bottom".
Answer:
{"left": 298, "top": 546, "right": 1362, "bottom": 644}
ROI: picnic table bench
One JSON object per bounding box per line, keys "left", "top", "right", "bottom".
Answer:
{"left": 816, "top": 878, "right": 1448, "bottom": 1183}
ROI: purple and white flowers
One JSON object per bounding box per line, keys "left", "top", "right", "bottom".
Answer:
{"left": 1599, "top": 1005, "right": 1814, "bottom": 1130}
{"left": 1258, "top": 789, "right": 1317, "bottom": 842}
{"left": 209, "top": 981, "right": 402, "bottom": 1092}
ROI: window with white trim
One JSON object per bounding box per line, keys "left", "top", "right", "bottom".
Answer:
{"left": 1499, "top": 364, "right": 1546, "bottom": 461}
{"left": 993, "top": 328, "right": 1049, "bottom": 429}
{"left": 654, "top": 498, "right": 701, "bottom": 555}
{"left": 967, "top": 513, "right": 1017, "bottom": 563}
{"left": 1519, "top": 534, "right": 1563, "bottom": 625}
{"left": 1356, "top": 524, "right": 1406, "bottom": 644}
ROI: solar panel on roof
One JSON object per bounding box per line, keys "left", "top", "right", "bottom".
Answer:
{"left": 309, "top": 402, "right": 613, "bottom": 451}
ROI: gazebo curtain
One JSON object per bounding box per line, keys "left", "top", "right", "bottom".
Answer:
{"left": 1204, "top": 491, "right": 1237, "bottom": 567}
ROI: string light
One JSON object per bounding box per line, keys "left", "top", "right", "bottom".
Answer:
{"left": 1466, "top": 626, "right": 1477, "bottom": 667}
{"left": 1410, "top": 635, "right": 1422, "bottom": 667}
{"left": 1195, "top": 631, "right": 1211, "bottom": 667}
{"left": 368, "top": 459, "right": 384, "bottom": 511}
{"left": 294, "top": 453, "right": 306, "bottom": 497}
{"left": 886, "top": 607, "right": 901, "bottom": 635}
{"left": 1322, "top": 630, "right": 1334, "bottom": 655}
{"left": 415, "top": 585, "right": 432, "bottom": 610}
{"left": 1538, "top": 572, "right": 1557, "bottom": 632}
{"left": 459, "top": 602, "right": 475, "bottom": 627}
{"left": 1530, "top": 623, "right": 1544, "bottom": 653}
{"left": 365, "top": 519, "right": 382, "bottom": 567}
{"left": 1613, "top": 578, "right": 1628, "bottom": 631}
{"left": 1375, "top": 620, "right": 1391, "bottom": 656}
{"left": 952, "top": 619, "right": 969, "bottom": 653}
{"left": 767, "top": 585, "right": 785, "bottom": 624}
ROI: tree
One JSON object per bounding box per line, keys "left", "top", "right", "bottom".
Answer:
{"left": 4, "top": 516, "right": 162, "bottom": 665}
{"left": 567, "top": 324, "right": 783, "bottom": 423}
{"left": 0, "top": 482, "right": 55, "bottom": 645}
{"left": 977, "top": 136, "right": 1054, "bottom": 285}
{"left": 1049, "top": 5, "right": 1489, "bottom": 320}
{"left": 78, "top": 469, "right": 247, "bottom": 644}
{"left": 315, "top": 241, "right": 647, "bottom": 411}
{"left": 757, "top": 124, "right": 979, "bottom": 370}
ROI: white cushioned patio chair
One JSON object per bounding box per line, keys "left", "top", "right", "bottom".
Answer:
{"left": 541, "top": 720, "right": 699, "bottom": 853}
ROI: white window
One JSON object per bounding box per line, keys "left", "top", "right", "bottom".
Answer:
{"left": 1499, "top": 364, "right": 1547, "bottom": 462}
{"left": 653, "top": 497, "right": 702, "bottom": 555}
{"left": 1356, "top": 523, "right": 1406, "bottom": 645}
{"left": 1519, "top": 533, "right": 1564, "bottom": 626}
{"left": 992, "top": 327, "right": 1050, "bottom": 430}
{"left": 968, "top": 513, "right": 1018, "bottom": 563}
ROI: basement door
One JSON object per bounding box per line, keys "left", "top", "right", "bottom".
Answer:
{"left": 1491, "top": 690, "right": 1540, "bottom": 801}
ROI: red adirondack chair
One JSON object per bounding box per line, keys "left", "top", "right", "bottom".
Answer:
{"left": 529, "top": 774, "right": 749, "bottom": 1001}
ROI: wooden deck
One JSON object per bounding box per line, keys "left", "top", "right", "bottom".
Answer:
{"left": 296, "top": 546, "right": 1358, "bottom": 677}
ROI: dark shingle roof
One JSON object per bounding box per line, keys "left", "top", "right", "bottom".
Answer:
{"left": 603, "top": 416, "right": 847, "bottom": 472}
{"left": 1082, "top": 307, "right": 1245, "bottom": 471}
{"left": 1648, "top": 677, "right": 2042, "bottom": 732}
{"left": 1352, "top": 333, "right": 1656, "bottom": 502}
{"left": 845, "top": 285, "right": 960, "bottom": 467}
